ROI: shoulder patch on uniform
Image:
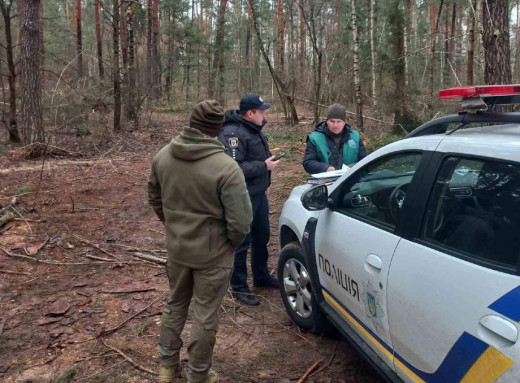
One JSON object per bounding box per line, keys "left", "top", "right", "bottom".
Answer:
{"left": 228, "top": 137, "right": 239, "bottom": 148}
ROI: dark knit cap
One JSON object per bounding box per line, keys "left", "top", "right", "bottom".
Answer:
{"left": 189, "top": 100, "right": 225, "bottom": 137}
{"left": 326, "top": 103, "right": 347, "bottom": 121}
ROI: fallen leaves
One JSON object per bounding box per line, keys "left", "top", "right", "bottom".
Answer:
{"left": 25, "top": 242, "right": 46, "bottom": 256}
{"left": 47, "top": 302, "right": 71, "bottom": 316}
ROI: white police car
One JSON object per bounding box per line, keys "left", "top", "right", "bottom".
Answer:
{"left": 277, "top": 85, "right": 520, "bottom": 382}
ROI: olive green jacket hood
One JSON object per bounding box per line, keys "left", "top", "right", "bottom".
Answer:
{"left": 148, "top": 126, "right": 252, "bottom": 269}
{"left": 169, "top": 126, "right": 224, "bottom": 161}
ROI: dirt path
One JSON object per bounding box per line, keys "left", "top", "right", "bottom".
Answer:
{"left": 0, "top": 116, "right": 381, "bottom": 383}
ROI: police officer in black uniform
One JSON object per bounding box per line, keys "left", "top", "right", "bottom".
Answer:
{"left": 218, "top": 94, "right": 280, "bottom": 305}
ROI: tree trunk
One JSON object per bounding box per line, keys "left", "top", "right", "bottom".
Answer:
{"left": 428, "top": 0, "right": 443, "bottom": 106}
{"left": 120, "top": 1, "right": 129, "bottom": 121}
{"left": 467, "top": 0, "right": 477, "bottom": 85}
{"left": 449, "top": 3, "right": 456, "bottom": 65}
{"left": 76, "top": 0, "right": 82, "bottom": 77}
{"left": 483, "top": 0, "right": 512, "bottom": 85}
{"left": 245, "top": 1, "right": 252, "bottom": 66}
{"left": 146, "top": 0, "right": 152, "bottom": 99}
{"left": 389, "top": 0, "right": 414, "bottom": 130}
{"left": 404, "top": 15, "right": 409, "bottom": 88}
{"left": 369, "top": 0, "right": 377, "bottom": 107}
{"left": 94, "top": 0, "right": 104, "bottom": 79}
{"left": 335, "top": 0, "right": 341, "bottom": 32}
{"left": 351, "top": 0, "right": 363, "bottom": 129}
{"left": 206, "top": 1, "right": 212, "bottom": 97}
{"left": 429, "top": 3, "right": 436, "bottom": 44}
{"left": 0, "top": 0, "right": 20, "bottom": 142}
{"left": 404, "top": 0, "right": 413, "bottom": 88}
{"left": 278, "top": 0, "right": 284, "bottom": 71}
{"left": 313, "top": 49, "right": 321, "bottom": 124}
{"left": 166, "top": 9, "right": 173, "bottom": 101}
{"left": 121, "top": 1, "right": 128, "bottom": 72}
{"left": 251, "top": 0, "right": 298, "bottom": 123}
{"left": 71, "top": 0, "right": 76, "bottom": 39}
{"left": 39, "top": 1, "right": 44, "bottom": 79}
{"left": 476, "top": 0, "right": 485, "bottom": 82}
{"left": 212, "top": 0, "right": 227, "bottom": 105}
{"left": 152, "top": 0, "right": 161, "bottom": 99}
{"left": 288, "top": 2, "right": 296, "bottom": 99}
{"left": 113, "top": 0, "right": 121, "bottom": 131}
{"left": 515, "top": 0, "right": 520, "bottom": 79}
{"left": 298, "top": 0, "right": 305, "bottom": 82}
{"left": 442, "top": 6, "right": 449, "bottom": 86}
{"left": 185, "top": 0, "right": 194, "bottom": 102}
{"left": 20, "top": 0, "right": 43, "bottom": 144}
{"left": 298, "top": 0, "right": 323, "bottom": 123}
{"left": 126, "top": 2, "right": 138, "bottom": 126}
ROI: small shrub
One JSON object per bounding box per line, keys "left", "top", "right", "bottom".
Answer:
{"left": 14, "top": 186, "right": 32, "bottom": 194}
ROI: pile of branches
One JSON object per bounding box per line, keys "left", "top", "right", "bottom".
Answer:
{"left": 11, "top": 143, "right": 84, "bottom": 160}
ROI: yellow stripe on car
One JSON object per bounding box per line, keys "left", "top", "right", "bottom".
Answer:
{"left": 461, "top": 347, "right": 514, "bottom": 383}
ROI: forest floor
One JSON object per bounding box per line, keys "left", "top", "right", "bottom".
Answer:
{"left": 0, "top": 110, "right": 384, "bottom": 383}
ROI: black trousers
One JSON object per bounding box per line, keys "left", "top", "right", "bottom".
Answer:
{"left": 230, "top": 192, "right": 270, "bottom": 292}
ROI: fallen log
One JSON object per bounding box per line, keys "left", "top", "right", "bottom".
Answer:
{"left": 0, "top": 211, "right": 14, "bottom": 228}
{"left": 131, "top": 252, "right": 166, "bottom": 265}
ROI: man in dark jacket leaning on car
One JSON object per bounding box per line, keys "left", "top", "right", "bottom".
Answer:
{"left": 303, "top": 103, "right": 367, "bottom": 174}
{"left": 148, "top": 100, "right": 253, "bottom": 383}
{"left": 218, "top": 93, "right": 280, "bottom": 306}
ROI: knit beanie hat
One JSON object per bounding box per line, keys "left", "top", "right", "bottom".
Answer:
{"left": 326, "top": 103, "right": 347, "bottom": 121}
{"left": 189, "top": 100, "right": 225, "bottom": 137}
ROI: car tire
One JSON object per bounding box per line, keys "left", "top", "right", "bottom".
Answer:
{"left": 278, "top": 241, "right": 328, "bottom": 333}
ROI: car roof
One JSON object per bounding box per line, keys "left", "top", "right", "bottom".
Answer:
{"left": 436, "top": 124, "right": 520, "bottom": 162}
{"left": 329, "top": 121, "right": 520, "bottom": 194}
{"left": 389, "top": 123, "right": 520, "bottom": 162}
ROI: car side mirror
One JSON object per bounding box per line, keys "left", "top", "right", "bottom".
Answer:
{"left": 301, "top": 184, "right": 329, "bottom": 211}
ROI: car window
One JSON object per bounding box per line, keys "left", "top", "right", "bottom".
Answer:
{"left": 422, "top": 156, "right": 520, "bottom": 271}
{"left": 333, "top": 152, "right": 423, "bottom": 230}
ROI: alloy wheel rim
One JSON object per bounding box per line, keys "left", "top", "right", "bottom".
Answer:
{"left": 283, "top": 258, "right": 313, "bottom": 318}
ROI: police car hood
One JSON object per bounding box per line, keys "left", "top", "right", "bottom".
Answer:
{"left": 224, "top": 109, "right": 265, "bottom": 132}
{"left": 169, "top": 126, "right": 225, "bottom": 161}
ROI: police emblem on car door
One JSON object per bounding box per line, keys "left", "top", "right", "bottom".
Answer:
{"left": 362, "top": 281, "right": 385, "bottom": 331}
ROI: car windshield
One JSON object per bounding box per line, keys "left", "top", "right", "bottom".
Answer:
{"left": 360, "top": 169, "right": 416, "bottom": 182}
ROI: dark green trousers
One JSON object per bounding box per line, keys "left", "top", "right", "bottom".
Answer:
{"left": 159, "top": 262, "right": 231, "bottom": 383}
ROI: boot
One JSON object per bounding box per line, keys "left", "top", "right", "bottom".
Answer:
{"left": 253, "top": 274, "right": 279, "bottom": 289}
{"left": 188, "top": 369, "right": 219, "bottom": 383}
{"left": 232, "top": 290, "right": 259, "bottom": 306}
{"left": 158, "top": 365, "right": 181, "bottom": 383}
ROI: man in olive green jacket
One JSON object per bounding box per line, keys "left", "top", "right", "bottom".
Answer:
{"left": 148, "top": 100, "right": 252, "bottom": 383}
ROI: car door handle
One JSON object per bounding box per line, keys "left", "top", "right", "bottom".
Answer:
{"left": 478, "top": 315, "right": 518, "bottom": 348}
{"left": 365, "top": 254, "right": 382, "bottom": 273}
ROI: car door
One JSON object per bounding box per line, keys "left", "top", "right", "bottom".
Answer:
{"left": 314, "top": 151, "right": 425, "bottom": 368}
{"left": 388, "top": 155, "right": 520, "bottom": 382}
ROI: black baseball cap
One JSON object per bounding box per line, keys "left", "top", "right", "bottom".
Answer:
{"left": 239, "top": 93, "right": 272, "bottom": 112}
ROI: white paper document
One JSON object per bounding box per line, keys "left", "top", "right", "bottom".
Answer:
{"left": 310, "top": 164, "right": 350, "bottom": 179}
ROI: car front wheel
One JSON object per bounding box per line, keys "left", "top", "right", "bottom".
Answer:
{"left": 278, "top": 241, "right": 327, "bottom": 333}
